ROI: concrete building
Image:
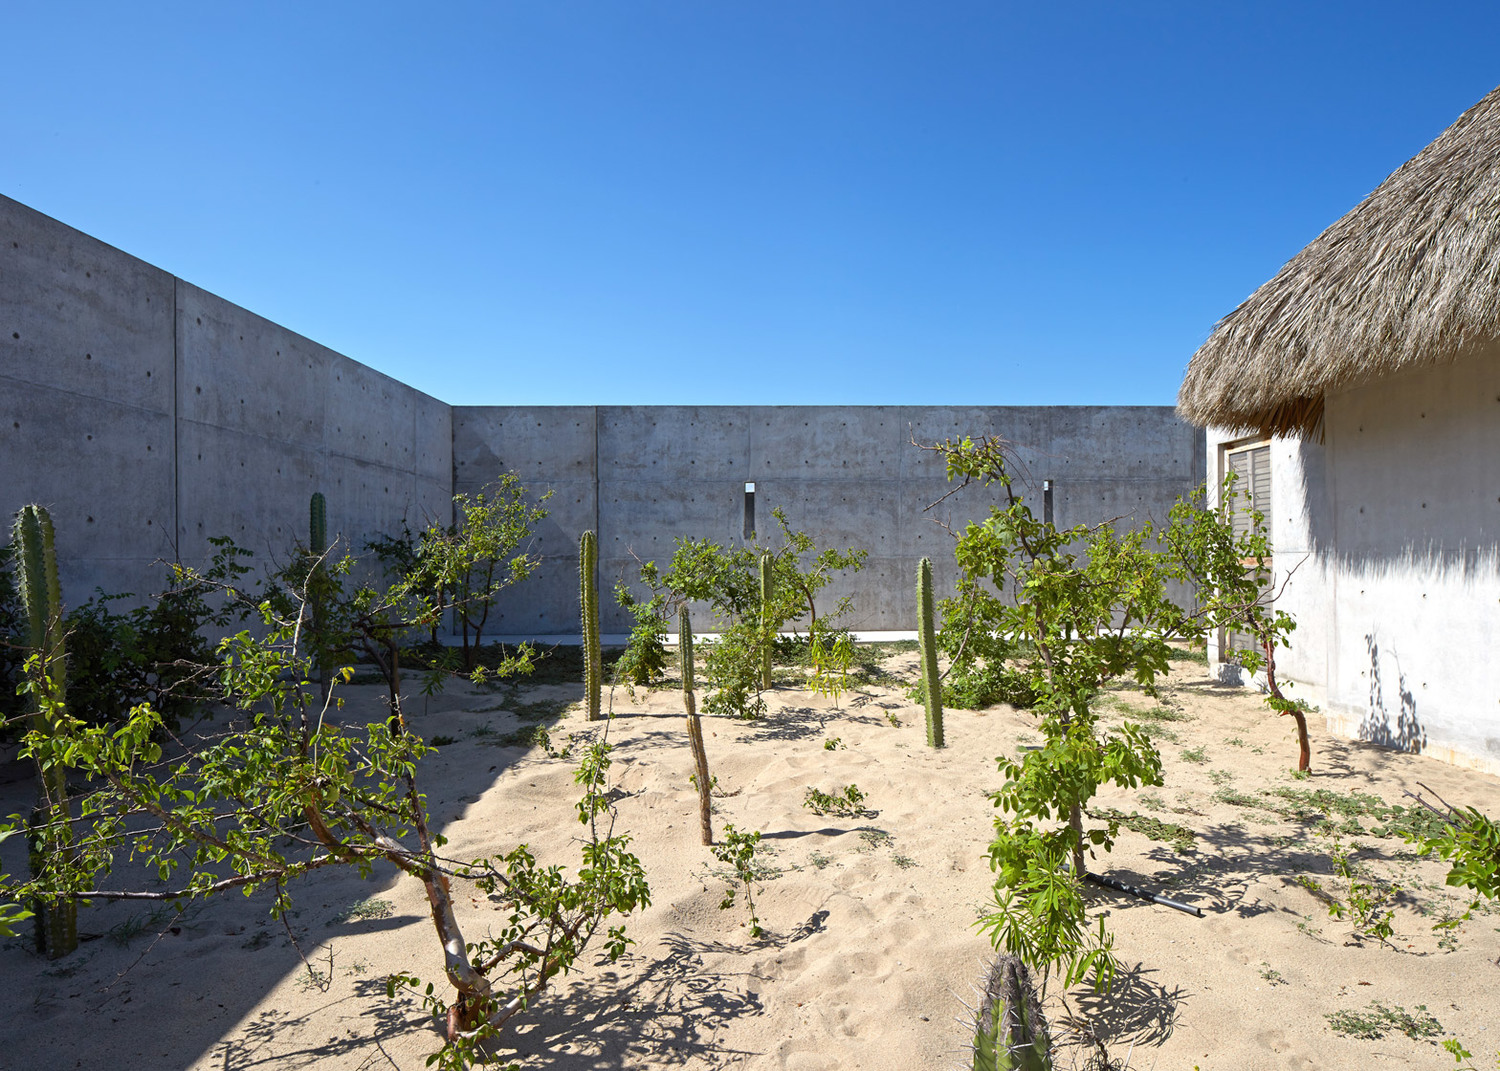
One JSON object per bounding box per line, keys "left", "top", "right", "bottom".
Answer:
{"left": 3, "top": 192, "right": 1203, "bottom": 640}
{"left": 1179, "top": 85, "right": 1500, "bottom": 775}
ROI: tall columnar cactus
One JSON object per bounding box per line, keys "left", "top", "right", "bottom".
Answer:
{"left": 11, "top": 504, "right": 78, "bottom": 958}
{"left": 309, "top": 491, "right": 328, "bottom": 558}
{"left": 579, "top": 530, "right": 602, "bottom": 721}
{"left": 308, "top": 492, "right": 332, "bottom": 698}
{"left": 758, "top": 550, "right": 774, "bottom": 691}
{"left": 972, "top": 955, "right": 1053, "bottom": 1071}
{"left": 681, "top": 607, "right": 713, "bottom": 845}
{"left": 917, "top": 556, "right": 944, "bottom": 748}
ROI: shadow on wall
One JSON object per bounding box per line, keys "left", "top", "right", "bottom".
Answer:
{"left": 1298, "top": 425, "right": 1499, "bottom": 580}
{"left": 1360, "top": 634, "right": 1427, "bottom": 754}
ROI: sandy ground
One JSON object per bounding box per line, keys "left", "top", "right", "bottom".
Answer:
{"left": 3, "top": 648, "right": 1499, "bottom": 1071}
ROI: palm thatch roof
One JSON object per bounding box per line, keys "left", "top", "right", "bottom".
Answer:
{"left": 1178, "top": 84, "right": 1500, "bottom": 437}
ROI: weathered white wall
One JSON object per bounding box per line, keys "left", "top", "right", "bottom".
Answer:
{"left": 1207, "top": 349, "right": 1500, "bottom": 774}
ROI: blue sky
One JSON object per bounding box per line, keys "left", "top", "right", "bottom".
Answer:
{"left": 4, "top": 3, "right": 1498, "bottom": 407}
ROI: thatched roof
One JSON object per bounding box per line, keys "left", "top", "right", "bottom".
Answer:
{"left": 1178, "top": 85, "right": 1500, "bottom": 437}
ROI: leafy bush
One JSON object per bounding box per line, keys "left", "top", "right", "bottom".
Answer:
{"left": 914, "top": 574, "right": 1038, "bottom": 709}
{"left": 618, "top": 508, "right": 866, "bottom": 718}
{"left": 803, "top": 784, "right": 871, "bottom": 818}
{"left": 38, "top": 536, "right": 257, "bottom": 732}
{"left": 1411, "top": 799, "right": 1500, "bottom": 904}
{"left": 1325, "top": 1002, "right": 1443, "bottom": 1042}
{"left": 703, "top": 622, "right": 768, "bottom": 719}
{"left": 612, "top": 578, "right": 669, "bottom": 689}
{"left": 712, "top": 824, "right": 766, "bottom": 938}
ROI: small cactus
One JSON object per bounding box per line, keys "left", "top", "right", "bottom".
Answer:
{"left": 759, "top": 550, "right": 774, "bottom": 691}
{"left": 11, "top": 504, "right": 78, "bottom": 958}
{"left": 917, "top": 556, "right": 944, "bottom": 747}
{"left": 972, "top": 954, "right": 1052, "bottom": 1071}
{"left": 681, "top": 607, "right": 713, "bottom": 845}
{"left": 309, "top": 491, "right": 327, "bottom": 555}
{"left": 580, "top": 530, "right": 601, "bottom": 721}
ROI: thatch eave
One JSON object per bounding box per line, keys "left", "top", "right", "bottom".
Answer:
{"left": 1178, "top": 84, "right": 1500, "bottom": 438}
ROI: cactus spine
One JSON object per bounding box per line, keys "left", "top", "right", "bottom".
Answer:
{"left": 308, "top": 492, "right": 332, "bottom": 698}
{"left": 758, "top": 549, "right": 774, "bottom": 691}
{"left": 12, "top": 504, "right": 78, "bottom": 958}
{"left": 917, "top": 556, "right": 944, "bottom": 748}
{"left": 580, "top": 530, "right": 601, "bottom": 721}
{"left": 972, "top": 955, "right": 1053, "bottom": 1071}
{"left": 681, "top": 607, "right": 713, "bottom": 845}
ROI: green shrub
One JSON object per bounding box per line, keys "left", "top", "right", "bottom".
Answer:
{"left": 619, "top": 509, "right": 866, "bottom": 719}
{"left": 613, "top": 579, "right": 669, "bottom": 689}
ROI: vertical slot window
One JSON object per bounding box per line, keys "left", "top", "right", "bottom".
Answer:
{"left": 1043, "top": 480, "right": 1054, "bottom": 525}
{"left": 1226, "top": 444, "right": 1272, "bottom": 539}
{"left": 743, "top": 482, "right": 756, "bottom": 539}
{"left": 1223, "top": 440, "right": 1274, "bottom": 657}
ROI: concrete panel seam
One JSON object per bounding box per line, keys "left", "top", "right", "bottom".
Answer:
{"left": 0, "top": 370, "right": 172, "bottom": 421}
{"left": 170, "top": 414, "right": 430, "bottom": 475}
{"left": 172, "top": 277, "right": 181, "bottom": 558}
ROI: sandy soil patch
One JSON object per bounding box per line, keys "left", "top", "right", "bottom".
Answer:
{"left": 2, "top": 649, "right": 1497, "bottom": 1070}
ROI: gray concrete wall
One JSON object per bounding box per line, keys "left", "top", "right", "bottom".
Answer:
{"left": 455, "top": 405, "right": 1205, "bottom": 634}
{"left": 1, "top": 194, "right": 451, "bottom": 609}
{"left": 2, "top": 192, "right": 1205, "bottom": 661}
{"left": 1205, "top": 348, "right": 1500, "bottom": 775}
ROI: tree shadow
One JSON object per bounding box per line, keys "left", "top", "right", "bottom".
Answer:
{"left": 480, "top": 915, "right": 839, "bottom": 1068}
{"left": 759, "top": 827, "right": 879, "bottom": 842}
{"left": 211, "top": 980, "right": 434, "bottom": 1069}
{"left": 1061, "top": 961, "right": 1189, "bottom": 1048}
{"left": 742, "top": 704, "right": 831, "bottom": 742}
{"left": 1359, "top": 635, "right": 1427, "bottom": 755}
{"left": 744, "top": 702, "right": 890, "bottom": 742}
{"left": 1096, "top": 813, "right": 1435, "bottom": 938}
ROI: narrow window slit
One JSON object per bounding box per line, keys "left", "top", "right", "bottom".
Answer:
{"left": 743, "top": 483, "right": 756, "bottom": 539}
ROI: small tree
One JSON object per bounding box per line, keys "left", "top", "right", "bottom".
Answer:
{"left": 924, "top": 436, "right": 1193, "bottom": 993}
{"left": 400, "top": 474, "right": 552, "bottom": 671}
{"left": 613, "top": 576, "right": 669, "bottom": 690}
{"left": 1164, "top": 478, "right": 1308, "bottom": 771}
{"left": 2, "top": 502, "right": 648, "bottom": 1067}
{"left": 617, "top": 507, "right": 866, "bottom": 718}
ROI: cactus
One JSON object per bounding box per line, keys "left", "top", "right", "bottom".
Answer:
{"left": 681, "top": 607, "right": 713, "bottom": 845}
{"left": 917, "top": 556, "right": 944, "bottom": 747}
{"left": 309, "top": 491, "right": 327, "bottom": 556}
{"left": 972, "top": 955, "right": 1053, "bottom": 1071}
{"left": 11, "top": 504, "right": 78, "bottom": 958}
{"left": 579, "top": 530, "right": 601, "bottom": 721}
{"left": 308, "top": 492, "right": 332, "bottom": 698}
{"left": 758, "top": 550, "right": 774, "bottom": 691}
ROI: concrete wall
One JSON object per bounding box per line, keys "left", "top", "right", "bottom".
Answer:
{"left": 0, "top": 194, "right": 451, "bottom": 609}
{"left": 2, "top": 191, "right": 1206, "bottom": 661}
{"left": 455, "top": 405, "right": 1205, "bottom": 634}
{"left": 1206, "top": 348, "right": 1500, "bottom": 774}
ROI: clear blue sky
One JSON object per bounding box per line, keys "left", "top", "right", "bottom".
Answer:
{"left": 4, "top": 3, "right": 1497, "bottom": 407}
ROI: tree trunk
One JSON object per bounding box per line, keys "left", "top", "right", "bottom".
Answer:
{"left": 1260, "top": 633, "right": 1310, "bottom": 772}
